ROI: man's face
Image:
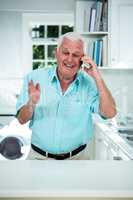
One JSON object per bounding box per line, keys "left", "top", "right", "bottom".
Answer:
{"left": 56, "top": 37, "right": 84, "bottom": 81}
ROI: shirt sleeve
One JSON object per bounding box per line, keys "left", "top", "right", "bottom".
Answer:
{"left": 90, "top": 92, "right": 100, "bottom": 113}
{"left": 90, "top": 91, "right": 108, "bottom": 120}
{"left": 16, "top": 74, "right": 29, "bottom": 113}
{"left": 89, "top": 80, "right": 107, "bottom": 120}
{"left": 89, "top": 82, "right": 100, "bottom": 114}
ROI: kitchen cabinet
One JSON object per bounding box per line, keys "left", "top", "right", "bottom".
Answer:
{"left": 94, "top": 130, "right": 109, "bottom": 160}
{"left": 0, "top": 11, "right": 24, "bottom": 78}
{"left": 94, "top": 123, "right": 133, "bottom": 160}
{"left": 108, "top": 139, "right": 131, "bottom": 160}
{"left": 110, "top": 0, "right": 133, "bottom": 67}
{"left": 107, "top": 142, "right": 119, "bottom": 160}
{"left": 118, "top": 148, "right": 131, "bottom": 161}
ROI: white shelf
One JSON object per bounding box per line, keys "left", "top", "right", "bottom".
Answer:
{"left": 79, "top": 32, "right": 109, "bottom": 36}
{"left": 75, "top": 0, "right": 109, "bottom": 67}
{"left": 98, "top": 67, "right": 133, "bottom": 70}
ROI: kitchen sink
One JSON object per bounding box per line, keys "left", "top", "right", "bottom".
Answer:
{"left": 118, "top": 129, "right": 133, "bottom": 135}
{"left": 117, "top": 128, "right": 133, "bottom": 147}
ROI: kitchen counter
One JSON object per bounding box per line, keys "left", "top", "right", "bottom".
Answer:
{"left": 95, "top": 123, "right": 133, "bottom": 159}
{"left": 0, "top": 160, "right": 133, "bottom": 200}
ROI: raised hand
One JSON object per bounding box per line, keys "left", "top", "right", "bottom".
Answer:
{"left": 28, "top": 80, "right": 40, "bottom": 105}
{"left": 81, "top": 56, "right": 100, "bottom": 80}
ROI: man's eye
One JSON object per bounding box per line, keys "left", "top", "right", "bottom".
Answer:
{"left": 73, "top": 54, "right": 80, "bottom": 58}
{"left": 63, "top": 51, "right": 69, "bottom": 55}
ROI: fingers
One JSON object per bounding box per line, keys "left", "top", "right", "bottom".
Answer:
{"left": 36, "top": 83, "right": 40, "bottom": 91}
{"left": 28, "top": 80, "right": 34, "bottom": 88}
{"left": 28, "top": 80, "right": 40, "bottom": 88}
{"left": 84, "top": 67, "right": 90, "bottom": 73}
{"left": 81, "top": 55, "right": 97, "bottom": 68}
{"left": 28, "top": 80, "right": 40, "bottom": 92}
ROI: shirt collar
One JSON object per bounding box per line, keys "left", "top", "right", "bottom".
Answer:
{"left": 75, "top": 72, "right": 81, "bottom": 85}
{"left": 49, "top": 67, "right": 58, "bottom": 83}
{"left": 49, "top": 66, "right": 81, "bottom": 86}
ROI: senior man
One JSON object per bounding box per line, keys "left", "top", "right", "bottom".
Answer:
{"left": 16, "top": 32, "right": 116, "bottom": 160}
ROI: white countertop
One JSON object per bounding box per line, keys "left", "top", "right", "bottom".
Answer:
{"left": 96, "top": 123, "right": 133, "bottom": 159}
{"left": 0, "top": 160, "right": 133, "bottom": 198}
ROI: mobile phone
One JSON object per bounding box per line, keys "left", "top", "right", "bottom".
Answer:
{"left": 80, "top": 61, "right": 83, "bottom": 67}
{"left": 80, "top": 60, "right": 91, "bottom": 69}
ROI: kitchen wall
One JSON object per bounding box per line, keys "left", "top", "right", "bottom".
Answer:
{"left": 101, "top": 70, "right": 133, "bottom": 115}
{"left": 0, "top": 0, "right": 75, "bottom": 11}
{"left": 0, "top": 11, "right": 22, "bottom": 78}
{"left": 0, "top": 0, "right": 133, "bottom": 116}
{"left": 0, "top": 0, "right": 75, "bottom": 114}
{"left": 0, "top": 0, "right": 75, "bottom": 79}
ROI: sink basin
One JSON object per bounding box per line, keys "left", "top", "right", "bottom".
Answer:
{"left": 118, "top": 128, "right": 133, "bottom": 147}
{"left": 118, "top": 129, "right": 133, "bottom": 135}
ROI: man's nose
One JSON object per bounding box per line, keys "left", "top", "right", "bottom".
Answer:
{"left": 67, "top": 54, "right": 73, "bottom": 62}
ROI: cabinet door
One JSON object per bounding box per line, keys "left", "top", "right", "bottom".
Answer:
{"left": 118, "top": 149, "right": 131, "bottom": 160}
{"left": 95, "top": 131, "right": 109, "bottom": 160}
{"left": 110, "top": 0, "right": 133, "bottom": 67}
{"left": 0, "top": 11, "right": 24, "bottom": 78}
{"left": 108, "top": 143, "right": 119, "bottom": 160}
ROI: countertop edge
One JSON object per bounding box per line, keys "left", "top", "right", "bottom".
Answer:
{"left": 0, "top": 190, "right": 133, "bottom": 198}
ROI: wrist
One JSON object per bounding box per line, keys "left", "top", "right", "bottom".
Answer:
{"left": 93, "top": 69, "right": 102, "bottom": 82}
{"left": 27, "top": 98, "right": 36, "bottom": 112}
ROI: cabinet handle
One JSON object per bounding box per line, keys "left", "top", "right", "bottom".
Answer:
{"left": 113, "top": 156, "right": 122, "bottom": 160}
{"left": 97, "top": 138, "right": 102, "bottom": 142}
{"left": 112, "top": 58, "right": 116, "bottom": 61}
{"left": 103, "top": 140, "right": 108, "bottom": 147}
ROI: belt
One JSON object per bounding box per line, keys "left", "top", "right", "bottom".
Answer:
{"left": 31, "top": 144, "right": 86, "bottom": 160}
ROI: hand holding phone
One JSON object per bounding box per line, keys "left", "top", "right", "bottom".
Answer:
{"left": 80, "top": 60, "right": 91, "bottom": 70}
{"left": 80, "top": 56, "right": 98, "bottom": 79}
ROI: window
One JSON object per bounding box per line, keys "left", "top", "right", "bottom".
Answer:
{"left": 31, "top": 24, "right": 73, "bottom": 70}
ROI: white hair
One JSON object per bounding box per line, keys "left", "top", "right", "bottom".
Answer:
{"left": 57, "top": 32, "right": 84, "bottom": 51}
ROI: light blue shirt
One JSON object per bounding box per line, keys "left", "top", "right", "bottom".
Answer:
{"left": 16, "top": 67, "right": 100, "bottom": 154}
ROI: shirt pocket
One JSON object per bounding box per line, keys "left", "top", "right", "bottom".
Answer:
{"left": 62, "top": 98, "right": 88, "bottom": 118}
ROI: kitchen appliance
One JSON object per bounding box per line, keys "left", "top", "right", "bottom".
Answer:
{"left": 0, "top": 114, "right": 15, "bottom": 127}
{"left": 107, "top": 115, "right": 133, "bottom": 149}
{"left": 0, "top": 135, "right": 30, "bottom": 160}
{"left": 0, "top": 117, "right": 31, "bottom": 160}
{"left": 0, "top": 136, "right": 23, "bottom": 159}
{"left": 118, "top": 129, "right": 133, "bottom": 147}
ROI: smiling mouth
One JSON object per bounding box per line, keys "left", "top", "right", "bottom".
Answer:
{"left": 64, "top": 63, "right": 73, "bottom": 69}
